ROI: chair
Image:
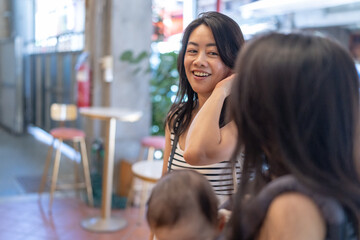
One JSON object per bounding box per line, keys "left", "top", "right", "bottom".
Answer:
{"left": 137, "top": 136, "right": 166, "bottom": 162}
{"left": 39, "top": 103, "right": 93, "bottom": 211}
{"left": 131, "top": 160, "right": 163, "bottom": 218}
{"left": 127, "top": 136, "right": 165, "bottom": 223}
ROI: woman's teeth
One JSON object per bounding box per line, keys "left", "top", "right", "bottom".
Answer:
{"left": 193, "top": 71, "right": 210, "bottom": 77}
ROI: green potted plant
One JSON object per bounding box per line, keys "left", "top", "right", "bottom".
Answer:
{"left": 120, "top": 50, "right": 179, "bottom": 136}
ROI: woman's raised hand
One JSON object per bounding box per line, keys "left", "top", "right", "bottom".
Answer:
{"left": 215, "top": 73, "right": 236, "bottom": 96}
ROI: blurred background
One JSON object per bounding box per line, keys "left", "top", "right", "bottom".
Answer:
{"left": 1, "top": 0, "right": 360, "bottom": 197}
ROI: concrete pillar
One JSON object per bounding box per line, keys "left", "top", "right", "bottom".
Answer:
{"left": 12, "top": 0, "right": 34, "bottom": 41}
{"left": 0, "top": 0, "right": 11, "bottom": 38}
{"left": 0, "top": 0, "right": 33, "bottom": 133}
{"left": 111, "top": 0, "right": 152, "bottom": 162}
{"left": 84, "top": 0, "right": 152, "bottom": 162}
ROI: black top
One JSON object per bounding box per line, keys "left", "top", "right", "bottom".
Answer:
{"left": 218, "top": 175, "right": 356, "bottom": 240}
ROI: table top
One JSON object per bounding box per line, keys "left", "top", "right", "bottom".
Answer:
{"left": 79, "top": 107, "right": 142, "bottom": 122}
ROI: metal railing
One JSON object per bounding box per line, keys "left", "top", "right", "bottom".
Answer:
{"left": 24, "top": 51, "right": 82, "bottom": 131}
{"left": 23, "top": 32, "right": 85, "bottom": 131}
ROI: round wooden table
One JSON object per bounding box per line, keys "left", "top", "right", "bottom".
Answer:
{"left": 79, "top": 107, "right": 142, "bottom": 232}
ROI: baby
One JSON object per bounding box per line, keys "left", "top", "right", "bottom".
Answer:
{"left": 146, "top": 170, "right": 226, "bottom": 240}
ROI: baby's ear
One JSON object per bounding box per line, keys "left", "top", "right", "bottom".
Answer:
{"left": 217, "top": 209, "right": 232, "bottom": 231}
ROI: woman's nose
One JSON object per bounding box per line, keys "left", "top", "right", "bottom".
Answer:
{"left": 193, "top": 52, "right": 207, "bottom": 67}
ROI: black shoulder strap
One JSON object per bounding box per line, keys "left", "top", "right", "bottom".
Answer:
{"left": 168, "top": 118, "right": 180, "bottom": 172}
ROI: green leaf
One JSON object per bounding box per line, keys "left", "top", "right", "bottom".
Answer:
{"left": 133, "top": 51, "right": 149, "bottom": 63}
{"left": 120, "top": 50, "right": 133, "bottom": 62}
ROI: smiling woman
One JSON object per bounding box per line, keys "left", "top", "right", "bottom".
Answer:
{"left": 184, "top": 24, "right": 232, "bottom": 99}
{"left": 159, "top": 11, "right": 245, "bottom": 207}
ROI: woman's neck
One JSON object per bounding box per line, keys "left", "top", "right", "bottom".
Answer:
{"left": 197, "top": 94, "right": 210, "bottom": 109}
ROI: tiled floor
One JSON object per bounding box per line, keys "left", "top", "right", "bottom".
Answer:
{"left": 0, "top": 127, "right": 151, "bottom": 239}
{"left": 0, "top": 127, "right": 74, "bottom": 197}
{"left": 0, "top": 194, "right": 150, "bottom": 240}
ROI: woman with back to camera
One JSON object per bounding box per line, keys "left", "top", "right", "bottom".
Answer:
{"left": 225, "top": 33, "right": 360, "bottom": 239}
{"left": 161, "top": 11, "right": 245, "bottom": 205}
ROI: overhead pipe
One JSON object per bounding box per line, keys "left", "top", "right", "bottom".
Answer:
{"left": 216, "top": 0, "right": 221, "bottom": 12}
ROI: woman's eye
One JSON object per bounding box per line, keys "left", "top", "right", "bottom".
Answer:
{"left": 187, "top": 49, "right": 197, "bottom": 54}
{"left": 209, "top": 52, "right": 218, "bottom": 56}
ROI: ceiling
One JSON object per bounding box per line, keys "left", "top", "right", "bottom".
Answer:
{"left": 221, "top": 0, "right": 360, "bottom": 36}
{"left": 237, "top": 0, "right": 360, "bottom": 29}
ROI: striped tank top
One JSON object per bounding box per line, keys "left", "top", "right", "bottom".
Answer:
{"left": 168, "top": 131, "right": 243, "bottom": 205}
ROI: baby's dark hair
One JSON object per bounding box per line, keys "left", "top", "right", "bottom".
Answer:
{"left": 146, "top": 170, "right": 218, "bottom": 229}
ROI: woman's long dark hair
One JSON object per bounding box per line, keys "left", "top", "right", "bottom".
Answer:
{"left": 228, "top": 33, "right": 360, "bottom": 239}
{"left": 166, "top": 11, "right": 244, "bottom": 134}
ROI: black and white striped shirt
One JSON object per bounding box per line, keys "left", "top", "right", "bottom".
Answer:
{"left": 168, "top": 131, "right": 243, "bottom": 205}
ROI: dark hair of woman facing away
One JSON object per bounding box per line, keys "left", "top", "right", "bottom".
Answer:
{"left": 227, "top": 33, "right": 360, "bottom": 239}
{"left": 167, "top": 11, "right": 245, "bottom": 134}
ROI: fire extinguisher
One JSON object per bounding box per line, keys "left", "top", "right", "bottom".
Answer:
{"left": 75, "top": 52, "right": 91, "bottom": 107}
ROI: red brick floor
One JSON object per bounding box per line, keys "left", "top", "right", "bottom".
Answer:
{"left": 0, "top": 195, "right": 151, "bottom": 240}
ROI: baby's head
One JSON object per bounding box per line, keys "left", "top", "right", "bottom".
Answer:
{"left": 146, "top": 170, "right": 220, "bottom": 240}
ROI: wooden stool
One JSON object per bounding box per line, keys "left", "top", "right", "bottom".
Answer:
{"left": 130, "top": 160, "right": 163, "bottom": 223}
{"left": 38, "top": 104, "right": 94, "bottom": 211}
{"left": 127, "top": 136, "right": 165, "bottom": 222}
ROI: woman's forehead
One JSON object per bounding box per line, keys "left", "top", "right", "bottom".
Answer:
{"left": 188, "top": 24, "right": 215, "bottom": 44}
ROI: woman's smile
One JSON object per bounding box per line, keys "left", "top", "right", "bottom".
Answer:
{"left": 193, "top": 70, "right": 211, "bottom": 77}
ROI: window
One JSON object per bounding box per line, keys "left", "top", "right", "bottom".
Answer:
{"left": 32, "top": 0, "right": 85, "bottom": 52}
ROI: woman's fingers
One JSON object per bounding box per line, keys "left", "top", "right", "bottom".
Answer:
{"left": 215, "top": 73, "right": 236, "bottom": 95}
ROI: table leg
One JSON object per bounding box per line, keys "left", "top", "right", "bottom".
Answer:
{"left": 81, "top": 118, "right": 127, "bottom": 232}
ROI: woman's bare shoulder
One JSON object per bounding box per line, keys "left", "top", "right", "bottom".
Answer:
{"left": 257, "top": 192, "right": 326, "bottom": 240}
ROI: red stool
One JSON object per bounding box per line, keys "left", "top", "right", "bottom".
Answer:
{"left": 138, "top": 136, "right": 166, "bottom": 162}
{"left": 39, "top": 104, "right": 94, "bottom": 211}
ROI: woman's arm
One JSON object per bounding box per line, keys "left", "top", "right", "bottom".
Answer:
{"left": 161, "top": 124, "right": 172, "bottom": 176}
{"left": 183, "top": 75, "right": 237, "bottom": 165}
{"left": 257, "top": 193, "right": 326, "bottom": 240}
